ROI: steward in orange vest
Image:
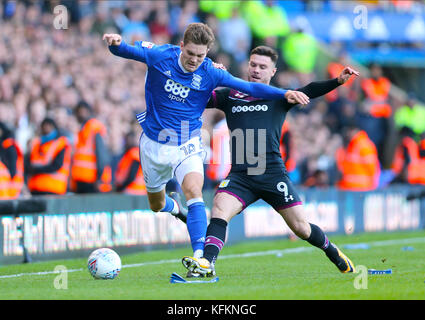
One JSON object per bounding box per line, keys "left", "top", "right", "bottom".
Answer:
{"left": 279, "top": 121, "right": 296, "bottom": 172}
{"left": 206, "top": 117, "right": 231, "bottom": 183}
{"left": 0, "top": 160, "right": 11, "bottom": 199}
{"left": 115, "top": 132, "right": 147, "bottom": 195}
{"left": 361, "top": 64, "right": 392, "bottom": 118}
{"left": 27, "top": 118, "right": 72, "bottom": 195}
{"left": 416, "top": 135, "right": 425, "bottom": 185}
{"left": 0, "top": 122, "right": 24, "bottom": 199}
{"left": 391, "top": 127, "right": 422, "bottom": 184}
{"left": 71, "top": 101, "right": 112, "bottom": 193}
{"left": 336, "top": 123, "right": 381, "bottom": 191}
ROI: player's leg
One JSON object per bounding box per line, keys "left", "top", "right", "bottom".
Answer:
{"left": 139, "top": 133, "right": 184, "bottom": 221}
{"left": 144, "top": 187, "right": 182, "bottom": 217}
{"left": 175, "top": 154, "right": 208, "bottom": 259}
{"left": 182, "top": 173, "right": 258, "bottom": 276}
{"left": 181, "top": 192, "right": 243, "bottom": 276}
{"left": 203, "top": 191, "right": 243, "bottom": 261}
{"left": 260, "top": 169, "right": 355, "bottom": 273}
{"left": 278, "top": 205, "right": 355, "bottom": 273}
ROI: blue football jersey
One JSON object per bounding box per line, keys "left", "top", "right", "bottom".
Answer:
{"left": 109, "top": 40, "right": 288, "bottom": 146}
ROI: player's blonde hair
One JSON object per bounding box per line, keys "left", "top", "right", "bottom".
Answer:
{"left": 183, "top": 23, "right": 215, "bottom": 48}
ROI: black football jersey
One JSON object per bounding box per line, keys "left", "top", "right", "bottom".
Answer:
{"left": 207, "top": 78, "right": 340, "bottom": 174}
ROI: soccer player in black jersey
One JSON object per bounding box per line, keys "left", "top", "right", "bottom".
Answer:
{"left": 182, "top": 46, "right": 360, "bottom": 277}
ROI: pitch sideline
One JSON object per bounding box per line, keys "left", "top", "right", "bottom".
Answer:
{"left": 0, "top": 236, "right": 424, "bottom": 279}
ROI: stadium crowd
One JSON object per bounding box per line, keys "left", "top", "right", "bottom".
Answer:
{"left": 0, "top": 0, "right": 425, "bottom": 199}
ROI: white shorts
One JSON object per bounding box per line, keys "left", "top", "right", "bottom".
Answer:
{"left": 139, "top": 132, "right": 207, "bottom": 193}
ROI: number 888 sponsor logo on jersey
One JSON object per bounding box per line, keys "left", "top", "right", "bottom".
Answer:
{"left": 164, "top": 79, "right": 191, "bottom": 98}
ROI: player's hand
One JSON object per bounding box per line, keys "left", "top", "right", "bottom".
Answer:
{"left": 338, "top": 67, "right": 360, "bottom": 84}
{"left": 284, "top": 90, "right": 310, "bottom": 106}
{"left": 212, "top": 62, "right": 227, "bottom": 71}
{"left": 103, "top": 33, "right": 122, "bottom": 46}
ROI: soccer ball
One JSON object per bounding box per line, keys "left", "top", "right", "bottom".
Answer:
{"left": 87, "top": 248, "right": 121, "bottom": 279}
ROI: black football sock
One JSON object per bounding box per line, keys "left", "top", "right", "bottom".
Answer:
{"left": 203, "top": 218, "right": 228, "bottom": 265}
{"left": 306, "top": 223, "right": 339, "bottom": 262}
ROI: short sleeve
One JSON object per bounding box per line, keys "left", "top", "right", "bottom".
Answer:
{"left": 207, "top": 89, "right": 230, "bottom": 111}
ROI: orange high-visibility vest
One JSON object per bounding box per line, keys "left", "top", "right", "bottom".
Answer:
{"left": 0, "top": 160, "right": 11, "bottom": 199}
{"left": 71, "top": 118, "right": 112, "bottom": 192}
{"left": 336, "top": 130, "right": 381, "bottom": 191}
{"left": 115, "top": 147, "right": 147, "bottom": 195}
{"left": 325, "top": 62, "right": 355, "bottom": 103}
{"left": 2, "top": 138, "right": 24, "bottom": 199}
{"left": 28, "top": 136, "right": 72, "bottom": 194}
{"left": 391, "top": 137, "right": 419, "bottom": 180}
{"left": 413, "top": 139, "right": 425, "bottom": 185}
{"left": 279, "top": 121, "right": 296, "bottom": 172}
{"left": 206, "top": 119, "right": 231, "bottom": 182}
{"left": 361, "top": 77, "right": 392, "bottom": 118}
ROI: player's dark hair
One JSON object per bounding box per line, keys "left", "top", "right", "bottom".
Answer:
{"left": 250, "top": 46, "right": 279, "bottom": 65}
{"left": 183, "top": 23, "right": 215, "bottom": 48}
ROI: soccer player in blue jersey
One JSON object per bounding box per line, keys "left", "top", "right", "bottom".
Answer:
{"left": 103, "top": 23, "right": 309, "bottom": 271}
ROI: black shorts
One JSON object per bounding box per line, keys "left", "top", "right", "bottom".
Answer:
{"left": 215, "top": 166, "right": 302, "bottom": 211}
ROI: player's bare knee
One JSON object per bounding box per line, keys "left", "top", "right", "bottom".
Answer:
{"left": 182, "top": 184, "right": 202, "bottom": 200}
{"left": 211, "top": 204, "right": 229, "bottom": 221}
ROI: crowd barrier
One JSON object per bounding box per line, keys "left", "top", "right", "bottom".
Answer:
{"left": 0, "top": 185, "right": 424, "bottom": 265}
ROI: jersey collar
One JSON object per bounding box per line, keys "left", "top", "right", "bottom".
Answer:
{"left": 178, "top": 53, "right": 191, "bottom": 73}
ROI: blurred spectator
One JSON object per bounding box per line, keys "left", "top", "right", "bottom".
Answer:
{"left": 199, "top": 0, "right": 240, "bottom": 20}
{"left": 205, "top": 112, "right": 231, "bottom": 188}
{"left": 70, "top": 101, "right": 112, "bottom": 194}
{"left": 394, "top": 92, "right": 425, "bottom": 138}
{"left": 115, "top": 131, "right": 147, "bottom": 195}
{"left": 0, "top": 121, "right": 24, "bottom": 199}
{"left": 390, "top": 126, "right": 424, "bottom": 184}
{"left": 335, "top": 121, "right": 381, "bottom": 191}
{"left": 281, "top": 24, "right": 318, "bottom": 83}
{"left": 279, "top": 121, "right": 296, "bottom": 174}
{"left": 303, "top": 169, "right": 330, "bottom": 188}
{"left": 360, "top": 63, "right": 392, "bottom": 119}
{"left": 169, "top": 0, "right": 201, "bottom": 43}
{"left": 90, "top": 6, "right": 117, "bottom": 36}
{"left": 121, "top": 5, "right": 151, "bottom": 43}
{"left": 2, "top": 0, "right": 16, "bottom": 20}
{"left": 218, "top": 7, "right": 251, "bottom": 63}
{"left": 26, "top": 117, "right": 72, "bottom": 195}
{"left": 241, "top": 0, "right": 290, "bottom": 47}
{"left": 149, "top": 7, "right": 172, "bottom": 44}
{"left": 359, "top": 63, "right": 394, "bottom": 165}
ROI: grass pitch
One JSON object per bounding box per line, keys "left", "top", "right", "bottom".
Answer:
{"left": 0, "top": 231, "right": 424, "bottom": 300}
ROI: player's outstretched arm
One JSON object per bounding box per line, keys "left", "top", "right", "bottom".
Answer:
{"left": 219, "top": 72, "right": 310, "bottom": 105}
{"left": 103, "top": 33, "right": 148, "bottom": 63}
{"left": 292, "top": 66, "right": 360, "bottom": 104}
{"left": 337, "top": 67, "right": 360, "bottom": 85}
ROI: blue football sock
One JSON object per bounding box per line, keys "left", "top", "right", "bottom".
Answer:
{"left": 160, "top": 195, "right": 177, "bottom": 214}
{"left": 186, "top": 199, "right": 207, "bottom": 254}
